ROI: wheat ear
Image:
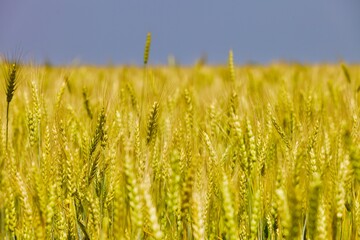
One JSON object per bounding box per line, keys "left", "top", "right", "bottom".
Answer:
{"left": 228, "top": 50, "right": 235, "bottom": 83}
{"left": 143, "top": 32, "right": 152, "bottom": 65}
{"left": 139, "top": 32, "right": 152, "bottom": 127}
{"left": 4, "top": 61, "right": 19, "bottom": 150}
{"left": 146, "top": 101, "right": 159, "bottom": 145}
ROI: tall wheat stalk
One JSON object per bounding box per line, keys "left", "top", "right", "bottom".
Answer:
{"left": 139, "top": 32, "right": 152, "bottom": 128}
{"left": 3, "top": 59, "right": 19, "bottom": 150}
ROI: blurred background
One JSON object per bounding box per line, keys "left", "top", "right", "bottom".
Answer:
{"left": 0, "top": 0, "right": 359, "bottom": 65}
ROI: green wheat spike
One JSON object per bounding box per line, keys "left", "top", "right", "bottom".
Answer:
{"left": 144, "top": 32, "right": 152, "bottom": 65}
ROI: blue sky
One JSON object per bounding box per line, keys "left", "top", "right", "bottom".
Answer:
{"left": 0, "top": 1, "right": 359, "bottom": 65}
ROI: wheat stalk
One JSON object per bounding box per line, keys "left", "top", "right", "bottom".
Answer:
{"left": 3, "top": 60, "right": 20, "bottom": 150}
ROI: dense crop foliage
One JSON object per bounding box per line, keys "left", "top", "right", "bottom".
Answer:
{"left": 0, "top": 59, "right": 360, "bottom": 239}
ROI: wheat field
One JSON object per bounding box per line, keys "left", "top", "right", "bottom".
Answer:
{"left": 0, "top": 49, "right": 360, "bottom": 239}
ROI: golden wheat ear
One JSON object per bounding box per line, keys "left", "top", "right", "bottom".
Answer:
{"left": 228, "top": 50, "right": 235, "bottom": 83}
{"left": 146, "top": 101, "right": 159, "bottom": 145}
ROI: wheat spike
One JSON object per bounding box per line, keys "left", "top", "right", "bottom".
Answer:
{"left": 144, "top": 32, "right": 152, "bottom": 65}
{"left": 341, "top": 63, "right": 351, "bottom": 84}
{"left": 228, "top": 50, "right": 235, "bottom": 82}
{"left": 4, "top": 60, "right": 20, "bottom": 150}
{"left": 146, "top": 101, "right": 159, "bottom": 145}
{"left": 221, "top": 172, "right": 237, "bottom": 240}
